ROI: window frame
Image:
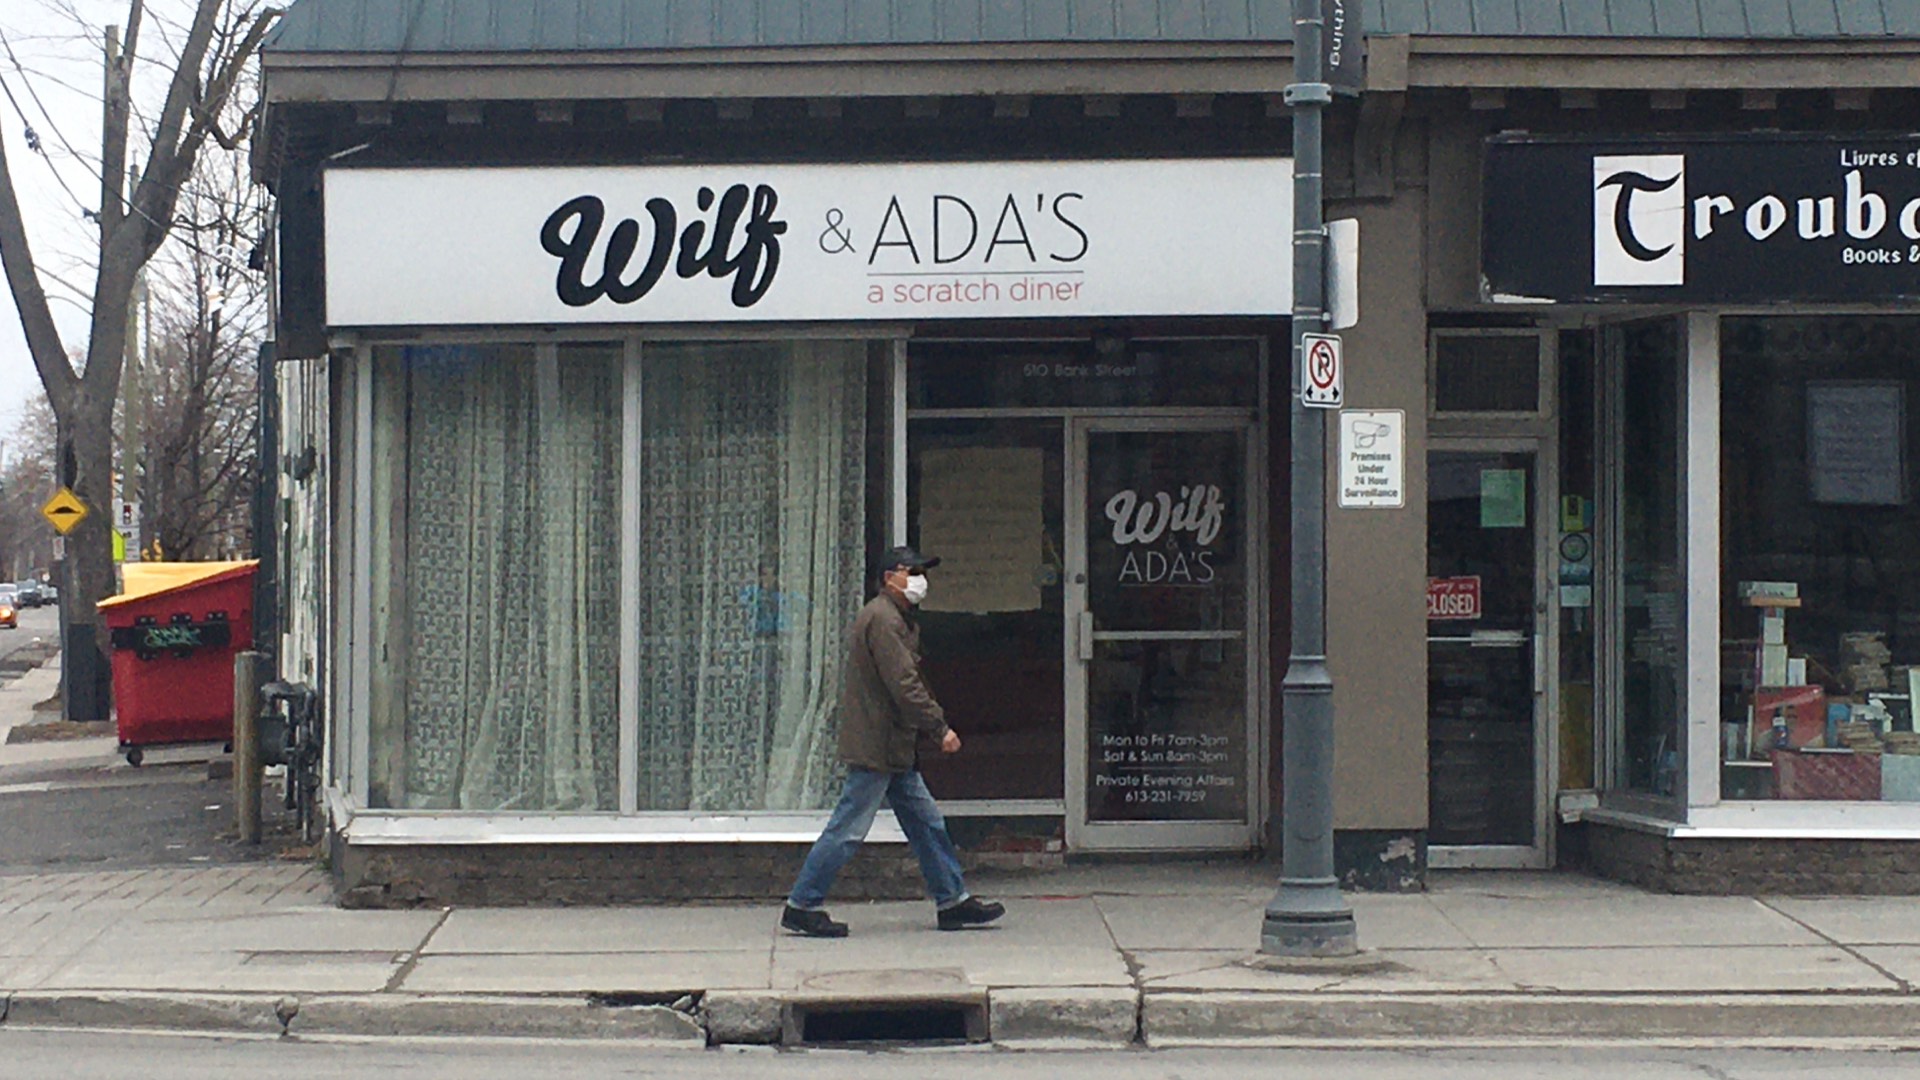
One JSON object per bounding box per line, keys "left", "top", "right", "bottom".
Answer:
{"left": 1429, "top": 328, "right": 1552, "bottom": 420}
{"left": 333, "top": 328, "right": 914, "bottom": 837}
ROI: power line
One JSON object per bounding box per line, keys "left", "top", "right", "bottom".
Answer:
{"left": 0, "top": 21, "right": 270, "bottom": 280}
{"left": 0, "top": 70, "right": 93, "bottom": 219}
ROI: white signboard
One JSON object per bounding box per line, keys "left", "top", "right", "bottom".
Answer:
{"left": 324, "top": 159, "right": 1292, "bottom": 326}
{"left": 1338, "top": 409, "right": 1405, "bottom": 509}
{"left": 1327, "top": 217, "right": 1360, "bottom": 330}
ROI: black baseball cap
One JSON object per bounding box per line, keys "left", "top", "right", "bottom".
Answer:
{"left": 881, "top": 545, "right": 941, "bottom": 572}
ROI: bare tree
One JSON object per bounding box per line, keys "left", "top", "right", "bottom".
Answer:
{"left": 0, "top": 396, "right": 59, "bottom": 582}
{"left": 135, "top": 143, "right": 265, "bottom": 560}
{"left": 0, "top": 1, "right": 277, "bottom": 719}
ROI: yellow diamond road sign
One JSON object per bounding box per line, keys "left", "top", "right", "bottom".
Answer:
{"left": 42, "top": 487, "right": 88, "bottom": 535}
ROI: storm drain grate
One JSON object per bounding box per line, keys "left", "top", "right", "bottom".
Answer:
{"left": 586, "top": 991, "right": 699, "bottom": 1009}
{"left": 790, "top": 1001, "right": 985, "bottom": 1045}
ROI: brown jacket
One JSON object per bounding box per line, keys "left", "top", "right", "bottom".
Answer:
{"left": 837, "top": 592, "right": 950, "bottom": 772}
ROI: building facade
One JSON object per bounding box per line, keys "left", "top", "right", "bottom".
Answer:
{"left": 257, "top": 0, "right": 1920, "bottom": 903}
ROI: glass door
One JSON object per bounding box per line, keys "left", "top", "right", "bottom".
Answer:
{"left": 1427, "top": 444, "right": 1550, "bottom": 867}
{"left": 1066, "top": 418, "right": 1260, "bottom": 850}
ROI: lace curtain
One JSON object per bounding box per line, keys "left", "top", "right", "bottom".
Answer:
{"left": 637, "top": 341, "right": 867, "bottom": 811}
{"left": 386, "top": 345, "right": 622, "bottom": 810}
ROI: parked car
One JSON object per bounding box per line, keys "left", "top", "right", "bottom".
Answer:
{"left": 0, "top": 590, "right": 17, "bottom": 629}
{"left": 12, "top": 580, "right": 43, "bottom": 607}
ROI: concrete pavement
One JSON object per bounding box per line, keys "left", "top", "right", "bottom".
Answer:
{"left": 6, "top": 643, "right": 1920, "bottom": 1049}
{"left": 8, "top": 860, "right": 1920, "bottom": 1047}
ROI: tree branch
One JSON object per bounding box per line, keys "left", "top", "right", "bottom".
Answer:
{"left": 133, "top": 6, "right": 280, "bottom": 264}
{"left": 0, "top": 127, "right": 76, "bottom": 403}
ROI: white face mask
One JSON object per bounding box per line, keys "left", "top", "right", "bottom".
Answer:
{"left": 902, "top": 573, "right": 929, "bottom": 606}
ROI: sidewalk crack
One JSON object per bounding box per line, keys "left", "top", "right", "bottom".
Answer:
{"left": 383, "top": 906, "right": 453, "bottom": 993}
{"left": 1091, "top": 896, "right": 1146, "bottom": 1046}
{"left": 1756, "top": 897, "right": 1913, "bottom": 994}
{"left": 1426, "top": 894, "right": 1479, "bottom": 948}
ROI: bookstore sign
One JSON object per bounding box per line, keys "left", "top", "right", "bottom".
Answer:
{"left": 1483, "top": 134, "right": 1920, "bottom": 304}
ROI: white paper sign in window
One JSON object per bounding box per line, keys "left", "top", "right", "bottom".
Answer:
{"left": 1807, "top": 381, "right": 1906, "bottom": 506}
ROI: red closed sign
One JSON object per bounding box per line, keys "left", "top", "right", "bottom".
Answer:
{"left": 1427, "top": 576, "right": 1482, "bottom": 621}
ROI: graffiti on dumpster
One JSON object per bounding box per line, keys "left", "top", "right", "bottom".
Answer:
{"left": 110, "top": 614, "right": 232, "bottom": 659}
{"left": 141, "top": 625, "right": 203, "bottom": 650}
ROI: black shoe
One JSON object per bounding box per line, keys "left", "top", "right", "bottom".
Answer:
{"left": 937, "top": 897, "right": 1005, "bottom": 931}
{"left": 781, "top": 904, "right": 849, "bottom": 938}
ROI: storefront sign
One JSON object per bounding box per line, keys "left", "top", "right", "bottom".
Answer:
{"left": 1337, "top": 409, "right": 1404, "bottom": 508}
{"left": 1427, "top": 576, "right": 1483, "bottom": 621}
{"left": 324, "top": 159, "right": 1291, "bottom": 326}
{"left": 1106, "top": 484, "right": 1226, "bottom": 586}
{"left": 1483, "top": 135, "right": 1920, "bottom": 303}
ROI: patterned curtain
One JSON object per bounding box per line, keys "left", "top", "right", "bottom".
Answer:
{"left": 396, "top": 345, "right": 621, "bottom": 810}
{"left": 638, "top": 341, "right": 866, "bottom": 811}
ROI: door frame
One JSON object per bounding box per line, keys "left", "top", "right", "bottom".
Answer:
{"left": 1425, "top": 435, "right": 1558, "bottom": 870}
{"left": 1063, "top": 415, "right": 1266, "bottom": 851}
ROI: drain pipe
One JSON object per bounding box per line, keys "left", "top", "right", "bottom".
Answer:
{"left": 1262, "top": 0, "right": 1358, "bottom": 958}
{"left": 252, "top": 339, "right": 279, "bottom": 656}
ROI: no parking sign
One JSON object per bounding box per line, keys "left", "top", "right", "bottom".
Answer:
{"left": 1301, "top": 333, "right": 1343, "bottom": 408}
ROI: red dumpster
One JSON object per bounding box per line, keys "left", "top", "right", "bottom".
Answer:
{"left": 98, "top": 561, "right": 256, "bottom": 766}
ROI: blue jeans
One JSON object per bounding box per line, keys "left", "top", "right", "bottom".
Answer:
{"left": 788, "top": 768, "right": 970, "bottom": 911}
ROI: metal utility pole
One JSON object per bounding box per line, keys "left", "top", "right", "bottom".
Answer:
{"left": 1263, "top": 0, "right": 1358, "bottom": 957}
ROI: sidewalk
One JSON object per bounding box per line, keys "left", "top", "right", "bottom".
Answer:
{"left": 6, "top": 860, "right": 1920, "bottom": 1047}
{"left": 0, "top": 654, "right": 120, "bottom": 777}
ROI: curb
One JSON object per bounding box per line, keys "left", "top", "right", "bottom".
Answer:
{"left": 1140, "top": 991, "right": 1920, "bottom": 1047}
{"left": 293, "top": 995, "right": 705, "bottom": 1042}
{"left": 0, "top": 991, "right": 705, "bottom": 1043}
{"left": 2, "top": 992, "right": 283, "bottom": 1034}
{"left": 14, "top": 986, "right": 1920, "bottom": 1047}
{"left": 989, "top": 986, "right": 1139, "bottom": 1048}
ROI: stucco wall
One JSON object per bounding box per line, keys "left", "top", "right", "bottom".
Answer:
{"left": 1326, "top": 190, "right": 1430, "bottom": 831}
{"left": 1423, "top": 111, "right": 1483, "bottom": 313}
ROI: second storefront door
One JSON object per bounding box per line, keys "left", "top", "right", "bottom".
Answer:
{"left": 1427, "top": 442, "right": 1553, "bottom": 868}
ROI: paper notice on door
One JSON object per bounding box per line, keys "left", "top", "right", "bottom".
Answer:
{"left": 1480, "top": 468, "right": 1527, "bottom": 529}
{"left": 918, "top": 446, "right": 1044, "bottom": 612}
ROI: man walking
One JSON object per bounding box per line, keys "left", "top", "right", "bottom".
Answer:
{"left": 781, "top": 545, "right": 1005, "bottom": 937}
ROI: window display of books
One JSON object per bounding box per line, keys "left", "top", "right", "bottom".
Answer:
{"left": 1725, "top": 583, "right": 1920, "bottom": 802}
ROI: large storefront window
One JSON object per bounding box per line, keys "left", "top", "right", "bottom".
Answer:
{"left": 365, "top": 340, "right": 873, "bottom": 814}
{"left": 1721, "top": 317, "right": 1920, "bottom": 802}
{"left": 909, "top": 417, "right": 1066, "bottom": 803}
{"left": 1609, "top": 320, "right": 1686, "bottom": 797}
{"left": 635, "top": 341, "right": 868, "bottom": 811}
{"left": 368, "top": 344, "right": 623, "bottom": 811}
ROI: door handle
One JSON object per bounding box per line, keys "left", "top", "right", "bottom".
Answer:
{"left": 1534, "top": 632, "right": 1547, "bottom": 696}
{"left": 1079, "top": 611, "right": 1096, "bottom": 662}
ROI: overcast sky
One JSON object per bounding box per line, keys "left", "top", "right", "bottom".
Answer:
{"left": 0, "top": 0, "right": 223, "bottom": 456}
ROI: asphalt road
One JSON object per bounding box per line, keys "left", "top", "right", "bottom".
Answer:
{"left": 0, "top": 602, "right": 58, "bottom": 665}
{"left": 3, "top": 1034, "right": 1920, "bottom": 1080}
{"left": 0, "top": 607, "right": 304, "bottom": 875}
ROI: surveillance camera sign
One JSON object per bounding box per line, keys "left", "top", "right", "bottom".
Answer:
{"left": 1338, "top": 409, "right": 1405, "bottom": 509}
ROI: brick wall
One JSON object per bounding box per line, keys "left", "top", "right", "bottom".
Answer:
{"left": 331, "top": 838, "right": 923, "bottom": 908}
{"left": 1587, "top": 822, "right": 1920, "bottom": 894}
